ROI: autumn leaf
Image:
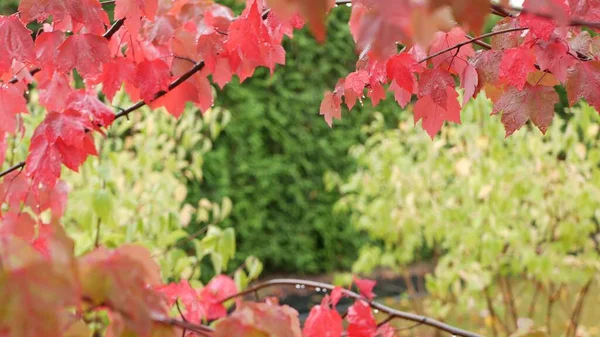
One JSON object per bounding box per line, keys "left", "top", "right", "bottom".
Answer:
{"left": 414, "top": 68, "right": 461, "bottom": 138}
{"left": 428, "top": 27, "right": 475, "bottom": 76}
{"left": 79, "top": 245, "right": 167, "bottom": 337}
{"left": 302, "top": 295, "right": 343, "bottom": 337}
{"left": 492, "top": 84, "right": 559, "bottom": 136}
{"left": 353, "top": 276, "right": 376, "bottom": 300}
{"left": 26, "top": 110, "right": 99, "bottom": 188}
{"left": 566, "top": 60, "right": 600, "bottom": 112}
{"left": 430, "top": 0, "right": 489, "bottom": 34}
{"left": 346, "top": 300, "right": 376, "bottom": 337}
{"left": 0, "top": 83, "right": 28, "bottom": 134}
{"left": 533, "top": 41, "right": 577, "bottom": 84}
{"left": 0, "top": 15, "right": 36, "bottom": 76}
{"left": 214, "top": 300, "right": 302, "bottom": 337}
{"left": 134, "top": 59, "right": 172, "bottom": 102}
{"left": 499, "top": 47, "right": 537, "bottom": 90}
{"left": 100, "top": 58, "right": 136, "bottom": 101}
{"left": 35, "top": 31, "right": 65, "bottom": 71}
{"left": 66, "top": 90, "right": 115, "bottom": 127}
{"left": 266, "top": 0, "right": 334, "bottom": 42}
{"left": 19, "top": 0, "right": 109, "bottom": 34}
{"left": 57, "top": 33, "right": 111, "bottom": 79}
{"left": 320, "top": 90, "right": 343, "bottom": 127}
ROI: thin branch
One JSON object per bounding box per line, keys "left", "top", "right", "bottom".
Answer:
{"left": 114, "top": 61, "right": 205, "bottom": 120}
{"left": 100, "top": 0, "right": 116, "bottom": 5}
{"left": 220, "top": 278, "right": 483, "bottom": 337}
{"left": 103, "top": 19, "right": 125, "bottom": 40}
{"left": 565, "top": 277, "right": 594, "bottom": 337}
{"left": 0, "top": 161, "right": 25, "bottom": 179}
{"left": 419, "top": 27, "right": 528, "bottom": 64}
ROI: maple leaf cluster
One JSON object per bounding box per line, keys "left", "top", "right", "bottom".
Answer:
{"left": 320, "top": 0, "right": 600, "bottom": 139}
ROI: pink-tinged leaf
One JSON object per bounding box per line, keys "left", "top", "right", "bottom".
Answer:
{"left": 524, "top": 0, "right": 571, "bottom": 24}
{"left": 66, "top": 90, "right": 115, "bottom": 127}
{"left": 472, "top": 50, "right": 503, "bottom": 94}
{"left": 0, "top": 212, "right": 36, "bottom": 241}
{"left": 149, "top": 82, "right": 197, "bottom": 118}
{"left": 330, "top": 286, "right": 343, "bottom": 307}
{"left": 499, "top": 47, "right": 537, "bottom": 90}
{"left": 492, "top": 84, "right": 559, "bottom": 136}
{"left": 353, "top": 276, "right": 376, "bottom": 301}
{"left": 349, "top": 1, "right": 413, "bottom": 58}
{"left": 389, "top": 80, "right": 414, "bottom": 108}
{"left": 79, "top": 245, "right": 167, "bottom": 337}
{"left": 368, "top": 82, "right": 387, "bottom": 107}
{"left": 100, "top": 58, "right": 136, "bottom": 101}
{"left": 346, "top": 300, "right": 376, "bottom": 337}
{"left": 0, "top": 171, "right": 31, "bottom": 212}
{"left": 344, "top": 70, "right": 369, "bottom": 109}
{"left": 376, "top": 323, "right": 396, "bottom": 337}
{"left": 0, "top": 227, "right": 79, "bottom": 337}
{"left": 418, "top": 68, "right": 456, "bottom": 108}
{"left": 26, "top": 110, "right": 99, "bottom": 188}
{"left": 519, "top": 14, "right": 556, "bottom": 41}
{"left": 19, "top": 0, "right": 109, "bottom": 34}
{"left": 568, "top": 0, "right": 600, "bottom": 22}
{"left": 428, "top": 27, "right": 475, "bottom": 76}
{"left": 385, "top": 53, "right": 421, "bottom": 94}
{"left": 0, "top": 15, "right": 36, "bottom": 75}
{"left": 303, "top": 297, "right": 343, "bottom": 337}
{"left": 197, "top": 30, "right": 227, "bottom": 73}
{"left": 36, "top": 70, "right": 73, "bottom": 112}
{"left": 534, "top": 42, "right": 577, "bottom": 84}
{"left": 156, "top": 280, "right": 206, "bottom": 324}
{"left": 0, "top": 132, "right": 6, "bottom": 165}
{"left": 415, "top": 68, "right": 461, "bottom": 138}
{"left": 57, "top": 34, "right": 111, "bottom": 79}
{"left": 35, "top": 31, "right": 65, "bottom": 71}
{"left": 135, "top": 59, "right": 172, "bottom": 102}
{"left": 490, "top": 18, "right": 524, "bottom": 50}
{"left": 429, "top": 0, "right": 489, "bottom": 34}
{"left": 214, "top": 300, "right": 302, "bottom": 337}
{"left": 26, "top": 180, "right": 70, "bottom": 219}
{"left": 0, "top": 83, "right": 27, "bottom": 134}
{"left": 460, "top": 63, "right": 478, "bottom": 106}
{"left": 566, "top": 60, "right": 600, "bottom": 111}
{"left": 199, "top": 274, "right": 238, "bottom": 320}
{"left": 266, "top": 0, "right": 333, "bottom": 43}
{"left": 320, "top": 91, "right": 342, "bottom": 127}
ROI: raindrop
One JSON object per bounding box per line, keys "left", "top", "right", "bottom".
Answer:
{"left": 315, "top": 287, "right": 321, "bottom": 292}
{"left": 301, "top": 285, "right": 306, "bottom": 289}
{"left": 373, "top": 309, "right": 379, "bottom": 313}
{"left": 295, "top": 284, "right": 301, "bottom": 289}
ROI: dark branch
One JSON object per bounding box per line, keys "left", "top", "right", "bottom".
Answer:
{"left": 220, "top": 278, "right": 483, "bottom": 337}
{"left": 103, "top": 19, "right": 125, "bottom": 40}
{"left": 0, "top": 161, "right": 25, "bottom": 179}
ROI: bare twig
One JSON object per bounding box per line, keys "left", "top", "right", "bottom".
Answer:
{"left": 220, "top": 278, "right": 483, "bottom": 337}
{"left": 566, "top": 277, "right": 594, "bottom": 337}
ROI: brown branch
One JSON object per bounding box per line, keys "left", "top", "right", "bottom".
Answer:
{"left": 0, "top": 161, "right": 25, "bottom": 179}
{"left": 419, "top": 27, "right": 528, "bottom": 64}
{"left": 103, "top": 19, "right": 125, "bottom": 40}
{"left": 528, "top": 282, "right": 541, "bottom": 318}
{"left": 220, "top": 278, "right": 484, "bottom": 337}
{"left": 565, "top": 277, "right": 594, "bottom": 337}
{"left": 484, "top": 287, "right": 500, "bottom": 337}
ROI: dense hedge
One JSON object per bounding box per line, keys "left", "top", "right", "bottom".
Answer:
{"left": 187, "top": 8, "right": 401, "bottom": 274}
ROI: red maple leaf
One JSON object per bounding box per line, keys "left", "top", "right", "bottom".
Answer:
{"left": 320, "top": 90, "right": 343, "bottom": 127}
{"left": 0, "top": 15, "right": 36, "bottom": 76}
{"left": 156, "top": 280, "right": 207, "bottom": 323}
{"left": 0, "top": 83, "right": 28, "bottom": 134}
{"left": 414, "top": 68, "right": 461, "bottom": 138}
{"left": 346, "top": 300, "right": 376, "bottom": 337}
{"left": 302, "top": 295, "right": 343, "bottom": 337}
{"left": 100, "top": 58, "right": 136, "bottom": 101}
{"left": 386, "top": 52, "right": 421, "bottom": 94}
{"left": 66, "top": 90, "right": 116, "bottom": 127}
{"left": 115, "top": 0, "right": 159, "bottom": 35}
{"left": 26, "top": 110, "right": 99, "bottom": 188}
{"left": 353, "top": 276, "right": 376, "bottom": 301}
{"left": 534, "top": 41, "right": 577, "bottom": 84}
{"left": 34, "top": 30, "right": 65, "bottom": 72}
{"left": 19, "top": 0, "right": 109, "bottom": 35}
{"left": 343, "top": 70, "right": 370, "bottom": 109}
{"left": 198, "top": 274, "right": 238, "bottom": 320}
{"left": 428, "top": 27, "right": 475, "bottom": 76}
{"left": 499, "top": 46, "right": 537, "bottom": 90}
{"left": 134, "top": 59, "right": 172, "bottom": 102}
{"left": 460, "top": 63, "right": 479, "bottom": 106}
{"left": 36, "top": 70, "right": 74, "bottom": 112}
{"left": 57, "top": 33, "right": 111, "bottom": 79}
{"left": 493, "top": 84, "right": 559, "bottom": 136}
{"left": 566, "top": 60, "right": 600, "bottom": 112}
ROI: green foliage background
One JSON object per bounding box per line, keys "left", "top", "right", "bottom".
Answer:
{"left": 186, "top": 8, "right": 402, "bottom": 274}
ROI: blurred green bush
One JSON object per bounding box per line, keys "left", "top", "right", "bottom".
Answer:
{"left": 187, "top": 8, "right": 401, "bottom": 274}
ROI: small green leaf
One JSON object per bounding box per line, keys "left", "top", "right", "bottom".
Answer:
{"left": 92, "top": 189, "right": 113, "bottom": 221}
{"left": 234, "top": 269, "right": 248, "bottom": 290}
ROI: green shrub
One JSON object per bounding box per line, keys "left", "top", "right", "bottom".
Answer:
{"left": 187, "top": 8, "right": 401, "bottom": 274}
{"left": 330, "top": 94, "right": 600, "bottom": 333}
